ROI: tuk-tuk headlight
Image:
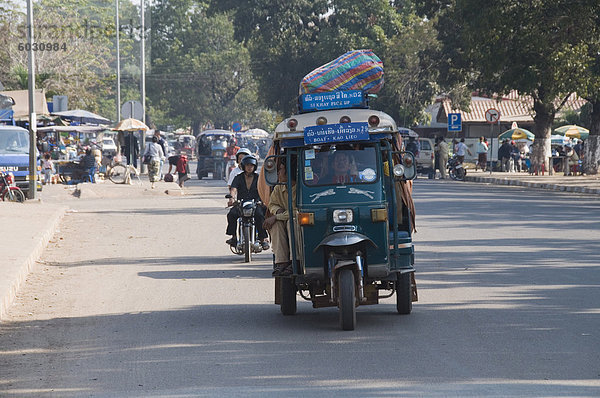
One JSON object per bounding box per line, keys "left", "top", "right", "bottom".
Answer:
{"left": 393, "top": 164, "right": 405, "bottom": 177}
{"left": 333, "top": 209, "right": 353, "bottom": 224}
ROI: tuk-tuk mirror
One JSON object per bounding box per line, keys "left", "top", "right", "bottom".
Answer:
{"left": 393, "top": 151, "right": 416, "bottom": 180}
{"left": 263, "top": 155, "right": 279, "bottom": 186}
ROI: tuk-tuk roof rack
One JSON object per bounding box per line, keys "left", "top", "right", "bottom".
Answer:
{"left": 274, "top": 108, "right": 397, "bottom": 142}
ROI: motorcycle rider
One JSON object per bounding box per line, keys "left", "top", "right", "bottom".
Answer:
{"left": 226, "top": 155, "right": 269, "bottom": 249}
{"left": 226, "top": 147, "right": 252, "bottom": 188}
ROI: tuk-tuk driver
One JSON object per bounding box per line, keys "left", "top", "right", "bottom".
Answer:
{"left": 325, "top": 150, "right": 358, "bottom": 184}
{"left": 226, "top": 155, "right": 269, "bottom": 249}
{"left": 263, "top": 158, "right": 297, "bottom": 276}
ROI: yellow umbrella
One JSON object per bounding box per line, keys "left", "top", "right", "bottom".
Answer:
{"left": 554, "top": 125, "right": 589, "bottom": 139}
{"left": 113, "top": 118, "right": 149, "bottom": 131}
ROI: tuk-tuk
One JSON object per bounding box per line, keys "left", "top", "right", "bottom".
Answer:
{"left": 176, "top": 134, "right": 196, "bottom": 159}
{"left": 196, "top": 130, "right": 234, "bottom": 180}
{"left": 263, "top": 90, "right": 418, "bottom": 330}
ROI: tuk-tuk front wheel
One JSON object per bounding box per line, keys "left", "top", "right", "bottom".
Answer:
{"left": 396, "top": 272, "right": 412, "bottom": 315}
{"left": 338, "top": 269, "right": 357, "bottom": 331}
{"left": 280, "top": 277, "right": 297, "bottom": 315}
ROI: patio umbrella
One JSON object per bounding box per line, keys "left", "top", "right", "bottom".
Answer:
{"left": 52, "top": 109, "right": 111, "bottom": 125}
{"left": 113, "top": 118, "right": 149, "bottom": 131}
{"left": 498, "top": 127, "right": 535, "bottom": 141}
{"left": 553, "top": 125, "right": 589, "bottom": 140}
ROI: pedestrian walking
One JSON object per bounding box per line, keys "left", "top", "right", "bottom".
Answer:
{"left": 142, "top": 136, "right": 165, "bottom": 189}
{"left": 153, "top": 130, "right": 167, "bottom": 180}
{"left": 176, "top": 153, "right": 190, "bottom": 188}
{"left": 42, "top": 153, "right": 54, "bottom": 185}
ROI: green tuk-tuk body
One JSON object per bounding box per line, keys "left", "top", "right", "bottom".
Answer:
{"left": 265, "top": 95, "right": 417, "bottom": 330}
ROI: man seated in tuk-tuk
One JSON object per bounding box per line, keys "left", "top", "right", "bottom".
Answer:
{"left": 262, "top": 157, "right": 296, "bottom": 276}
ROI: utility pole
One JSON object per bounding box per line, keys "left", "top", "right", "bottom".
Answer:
{"left": 26, "top": 0, "right": 36, "bottom": 199}
{"left": 139, "top": 0, "right": 146, "bottom": 173}
{"left": 116, "top": 0, "right": 121, "bottom": 122}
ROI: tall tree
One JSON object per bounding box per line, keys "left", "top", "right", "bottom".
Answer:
{"left": 422, "top": 0, "right": 590, "bottom": 171}
{"left": 211, "top": 0, "right": 440, "bottom": 125}
{"left": 148, "top": 1, "right": 268, "bottom": 132}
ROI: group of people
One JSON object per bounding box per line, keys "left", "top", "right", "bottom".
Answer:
{"left": 142, "top": 130, "right": 190, "bottom": 188}
{"left": 498, "top": 139, "right": 529, "bottom": 173}
{"left": 552, "top": 139, "right": 582, "bottom": 174}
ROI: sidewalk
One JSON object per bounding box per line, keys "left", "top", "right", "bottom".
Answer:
{"left": 464, "top": 170, "right": 600, "bottom": 195}
{"left": 0, "top": 199, "right": 66, "bottom": 320}
{"left": 0, "top": 179, "right": 180, "bottom": 321}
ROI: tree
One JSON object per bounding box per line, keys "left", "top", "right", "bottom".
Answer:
{"left": 422, "top": 0, "right": 589, "bottom": 171}
{"left": 148, "top": 1, "right": 269, "bottom": 132}
{"left": 210, "top": 0, "right": 440, "bottom": 125}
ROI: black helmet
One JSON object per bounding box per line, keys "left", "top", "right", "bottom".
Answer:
{"left": 241, "top": 155, "right": 257, "bottom": 170}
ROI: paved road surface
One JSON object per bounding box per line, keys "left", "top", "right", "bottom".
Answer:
{"left": 1, "top": 178, "right": 599, "bottom": 397}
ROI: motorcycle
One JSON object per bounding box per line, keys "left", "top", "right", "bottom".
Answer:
{"left": 0, "top": 172, "right": 25, "bottom": 202}
{"left": 225, "top": 194, "right": 263, "bottom": 262}
{"left": 447, "top": 154, "right": 467, "bottom": 181}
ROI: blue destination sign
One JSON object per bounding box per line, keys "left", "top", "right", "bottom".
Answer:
{"left": 304, "top": 122, "right": 369, "bottom": 145}
{"left": 301, "top": 90, "right": 364, "bottom": 111}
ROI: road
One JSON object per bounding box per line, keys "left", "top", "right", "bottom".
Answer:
{"left": 1, "top": 177, "right": 599, "bottom": 397}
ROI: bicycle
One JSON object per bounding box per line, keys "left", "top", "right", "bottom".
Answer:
{"left": 107, "top": 162, "right": 142, "bottom": 184}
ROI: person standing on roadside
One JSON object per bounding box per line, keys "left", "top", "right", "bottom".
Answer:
{"left": 498, "top": 139, "right": 512, "bottom": 172}
{"left": 437, "top": 137, "right": 449, "bottom": 179}
{"left": 142, "top": 136, "right": 165, "bottom": 189}
{"left": 475, "top": 136, "right": 488, "bottom": 171}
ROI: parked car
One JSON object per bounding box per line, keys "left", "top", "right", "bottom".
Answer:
{"left": 417, "top": 138, "right": 434, "bottom": 176}
{"left": 101, "top": 137, "right": 117, "bottom": 154}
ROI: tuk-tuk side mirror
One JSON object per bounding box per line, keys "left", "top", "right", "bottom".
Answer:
{"left": 392, "top": 151, "right": 416, "bottom": 180}
{"left": 263, "top": 155, "right": 279, "bottom": 186}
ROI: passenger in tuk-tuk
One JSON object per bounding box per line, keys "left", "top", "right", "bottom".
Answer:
{"left": 263, "top": 158, "right": 297, "bottom": 276}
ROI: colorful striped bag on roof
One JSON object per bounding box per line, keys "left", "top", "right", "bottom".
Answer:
{"left": 299, "top": 49, "right": 384, "bottom": 95}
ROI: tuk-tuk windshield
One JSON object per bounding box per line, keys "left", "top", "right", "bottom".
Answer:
{"left": 303, "top": 144, "right": 378, "bottom": 186}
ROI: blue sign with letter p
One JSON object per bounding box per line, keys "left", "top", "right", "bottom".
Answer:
{"left": 448, "top": 113, "right": 462, "bottom": 132}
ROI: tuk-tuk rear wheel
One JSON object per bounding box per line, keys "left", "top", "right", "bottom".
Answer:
{"left": 396, "top": 272, "right": 412, "bottom": 314}
{"left": 280, "top": 277, "right": 296, "bottom": 315}
{"left": 339, "top": 269, "right": 357, "bottom": 331}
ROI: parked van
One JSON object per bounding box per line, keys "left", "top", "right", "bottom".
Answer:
{"left": 0, "top": 125, "right": 41, "bottom": 193}
{"left": 417, "top": 138, "right": 435, "bottom": 175}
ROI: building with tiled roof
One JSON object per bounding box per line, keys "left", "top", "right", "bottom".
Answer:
{"left": 415, "top": 91, "right": 587, "bottom": 138}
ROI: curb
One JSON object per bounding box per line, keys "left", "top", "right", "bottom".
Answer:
{"left": 0, "top": 205, "right": 67, "bottom": 321}
{"left": 464, "top": 176, "right": 600, "bottom": 195}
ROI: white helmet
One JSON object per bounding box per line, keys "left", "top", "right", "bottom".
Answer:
{"left": 236, "top": 147, "right": 251, "bottom": 159}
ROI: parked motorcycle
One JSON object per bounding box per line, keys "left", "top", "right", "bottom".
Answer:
{"left": 0, "top": 172, "right": 25, "bottom": 202}
{"left": 447, "top": 154, "right": 467, "bottom": 181}
{"left": 225, "top": 194, "right": 263, "bottom": 262}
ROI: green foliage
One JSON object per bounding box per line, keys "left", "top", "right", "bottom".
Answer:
{"left": 148, "top": 2, "right": 269, "bottom": 131}
{"left": 210, "top": 0, "right": 440, "bottom": 125}
{"left": 428, "top": 0, "right": 594, "bottom": 136}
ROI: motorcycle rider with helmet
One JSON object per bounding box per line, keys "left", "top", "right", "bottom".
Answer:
{"left": 227, "top": 147, "right": 252, "bottom": 188}
{"left": 226, "top": 155, "right": 269, "bottom": 249}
